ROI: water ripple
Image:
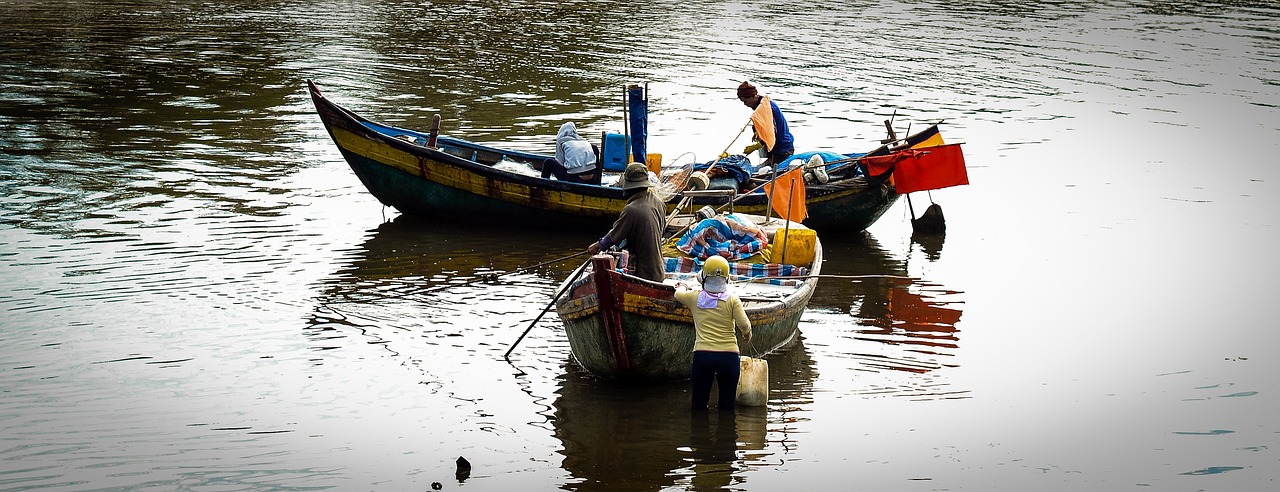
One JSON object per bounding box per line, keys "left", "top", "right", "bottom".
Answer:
{"left": 2, "top": 1, "right": 1277, "bottom": 490}
{"left": 1181, "top": 466, "right": 1246, "bottom": 475}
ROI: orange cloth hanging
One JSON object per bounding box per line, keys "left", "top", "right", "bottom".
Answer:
{"left": 749, "top": 95, "right": 776, "bottom": 152}
{"left": 763, "top": 165, "right": 807, "bottom": 222}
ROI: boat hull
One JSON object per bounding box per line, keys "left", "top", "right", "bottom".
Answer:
{"left": 309, "top": 79, "right": 921, "bottom": 233}
{"left": 556, "top": 246, "right": 821, "bottom": 383}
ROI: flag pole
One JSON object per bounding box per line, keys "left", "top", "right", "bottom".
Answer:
{"left": 764, "top": 159, "right": 778, "bottom": 224}
{"left": 780, "top": 174, "right": 794, "bottom": 263}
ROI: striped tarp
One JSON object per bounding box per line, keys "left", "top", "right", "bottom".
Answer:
{"left": 661, "top": 257, "right": 808, "bottom": 287}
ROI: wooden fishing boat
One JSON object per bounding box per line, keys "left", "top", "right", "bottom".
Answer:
{"left": 308, "top": 79, "right": 951, "bottom": 233}
{"left": 554, "top": 213, "right": 822, "bottom": 383}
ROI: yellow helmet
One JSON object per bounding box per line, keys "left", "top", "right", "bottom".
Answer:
{"left": 701, "top": 255, "right": 729, "bottom": 277}
{"left": 700, "top": 256, "right": 730, "bottom": 293}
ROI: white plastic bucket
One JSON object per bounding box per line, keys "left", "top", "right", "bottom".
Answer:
{"left": 736, "top": 356, "right": 769, "bottom": 406}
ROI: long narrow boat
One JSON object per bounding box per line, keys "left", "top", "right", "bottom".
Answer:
{"left": 308, "top": 79, "right": 944, "bottom": 233}
{"left": 554, "top": 213, "right": 822, "bottom": 383}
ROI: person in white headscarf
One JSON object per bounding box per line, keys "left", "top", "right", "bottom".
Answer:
{"left": 541, "top": 122, "right": 601, "bottom": 185}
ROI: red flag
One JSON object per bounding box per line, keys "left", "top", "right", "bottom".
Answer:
{"left": 763, "top": 166, "right": 807, "bottom": 222}
{"left": 862, "top": 143, "right": 968, "bottom": 194}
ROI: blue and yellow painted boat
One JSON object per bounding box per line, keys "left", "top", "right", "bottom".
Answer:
{"left": 308, "top": 79, "right": 948, "bottom": 233}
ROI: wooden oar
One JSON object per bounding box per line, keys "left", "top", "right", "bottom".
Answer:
{"left": 660, "top": 189, "right": 740, "bottom": 242}
{"left": 503, "top": 257, "right": 592, "bottom": 361}
{"left": 663, "top": 152, "right": 856, "bottom": 243}
{"left": 656, "top": 122, "right": 755, "bottom": 239}
{"left": 722, "top": 148, "right": 905, "bottom": 212}
{"left": 710, "top": 120, "right": 753, "bottom": 175}
{"left": 716, "top": 164, "right": 807, "bottom": 214}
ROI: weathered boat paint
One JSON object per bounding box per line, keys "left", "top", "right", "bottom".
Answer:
{"left": 310, "top": 79, "right": 940, "bottom": 233}
{"left": 556, "top": 231, "right": 822, "bottom": 383}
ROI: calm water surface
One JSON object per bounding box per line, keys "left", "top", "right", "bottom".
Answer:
{"left": 2, "top": 1, "right": 1278, "bottom": 490}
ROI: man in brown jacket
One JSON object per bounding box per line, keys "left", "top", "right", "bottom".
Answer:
{"left": 587, "top": 163, "right": 667, "bottom": 282}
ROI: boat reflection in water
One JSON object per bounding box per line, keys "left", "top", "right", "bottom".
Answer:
{"left": 809, "top": 230, "right": 967, "bottom": 399}
{"left": 313, "top": 215, "right": 594, "bottom": 306}
{"left": 304, "top": 214, "right": 596, "bottom": 375}
{"left": 911, "top": 224, "right": 947, "bottom": 262}
{"left": 553, "top": 337, "right": 817, "bottom": 491}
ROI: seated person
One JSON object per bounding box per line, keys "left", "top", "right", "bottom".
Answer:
{"left": 541, "top": 122, "right": 601, "bottom": 185}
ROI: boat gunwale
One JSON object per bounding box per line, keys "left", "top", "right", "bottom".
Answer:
{"left": 308, "top": 80, "right": 918, "bottom": 208}
{"left": 307, "top": 79, "right": 947, "bottom": 233}
{"left": 554, "top": 224, "right": 823, "bottom": 382}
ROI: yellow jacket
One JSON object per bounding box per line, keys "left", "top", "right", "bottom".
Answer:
{"left": 674, "top": 290, "right": 751, "bottom": 352}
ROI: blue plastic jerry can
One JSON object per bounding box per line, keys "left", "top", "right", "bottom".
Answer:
{"left": 600, "top": 132, "right": 629, "bottom": 171}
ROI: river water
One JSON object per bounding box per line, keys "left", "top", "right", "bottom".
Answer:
{"left": 2, "top": 1, "right": 1278, "bottom": 490}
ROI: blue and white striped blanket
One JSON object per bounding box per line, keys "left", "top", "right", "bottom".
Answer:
{"left": 673, "top": 214, "right": 769, "bottom": 261}
{"left": 663, "top": 257, "right": 809, "bottom": 287}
